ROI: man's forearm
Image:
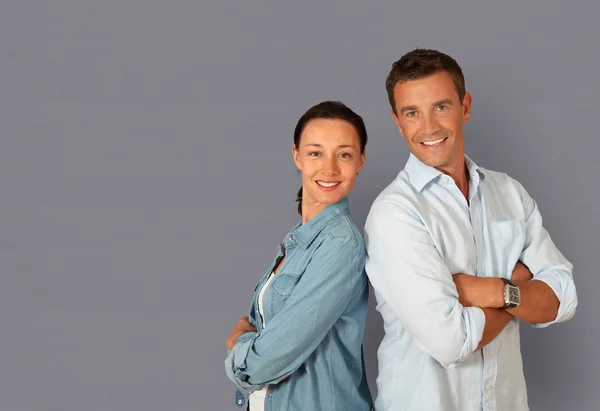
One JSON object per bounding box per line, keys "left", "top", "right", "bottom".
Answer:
{"left": 453, "top": 275, "right": 504, "bottom": 308}
{"left": 475, "top": 308, "right": 513, "bottom": 350}
{"left": 507, "top": 279, "right": 559, "bottom": 324}
{"left": 455, "top": 275, "right": 560, "bottom": 324}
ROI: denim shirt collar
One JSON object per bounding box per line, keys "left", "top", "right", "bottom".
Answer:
{"left": 287, "top": 197, "right": 350, "bottom": 248}
{"left": 403, "top": 153, "right": 485, "bottom": 193}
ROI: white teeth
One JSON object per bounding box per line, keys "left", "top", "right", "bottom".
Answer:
{"left": 317, "top": 181, "right": 340, "bottom": 187}
{"left": 422, "top": 138, "right": 446, "bottom": 146}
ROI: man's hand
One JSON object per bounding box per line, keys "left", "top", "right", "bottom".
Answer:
{"left": 511, "top": 261, "right": 533, "bottom": 283}
{"left": 452, "top": 274, "right": 504, "bottom": 308}
{"left": 226, "top": 316, "right": 257, "bottom": 350}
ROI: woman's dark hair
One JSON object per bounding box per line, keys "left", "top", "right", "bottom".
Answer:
{"left": 293, "top": 101, "right": 368, "bottom": 215}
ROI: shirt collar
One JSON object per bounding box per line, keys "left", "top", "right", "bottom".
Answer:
{"left": 403, "top": 153, "right": 486, "bottom": 193}
{"left": 464, "top": 155, "right": 485, "bottom": 188}
{"left": 288, "top": 197, "right": 350, "bottom": 248}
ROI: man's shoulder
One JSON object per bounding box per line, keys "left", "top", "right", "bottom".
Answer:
{"left": 480, "top": 166, "right": 513, "bottom": 183}
{"left": 479, "top": 166, "right": 526, "bottom": 194}
{"left": 366, "top": 171, "right": 422, "bottom": 221}
{"left": 374, "top": 170, "right": 420, "bottom": 201}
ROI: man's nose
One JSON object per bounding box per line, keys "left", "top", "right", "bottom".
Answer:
{"left": 420, "top": 112, "right": 442, "bottom": 135}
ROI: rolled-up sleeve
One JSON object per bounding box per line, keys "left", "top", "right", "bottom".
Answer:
{"left": 224, "top": 234, "right": 368, "bottom": 391}
{"left": 517, "top": 182, "right": 578, "bottom": 327}
{"left": 364, "top": 201, "right": 486, "bottom": 367}
{"left": 224, "top": 332, "right": 259, "bottom": 391}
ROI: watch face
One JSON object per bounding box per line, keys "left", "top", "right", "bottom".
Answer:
{"left": 508, "top": 286, "right": 520, "bottom": 304}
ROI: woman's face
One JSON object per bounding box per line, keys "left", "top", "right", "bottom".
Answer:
{"left": 293, "top": 118, "right": 365, "bottom": 220}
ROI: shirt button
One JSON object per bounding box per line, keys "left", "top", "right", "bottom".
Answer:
{"left": 485, "top": 384, "right": 493, "bottom": 391}
{"left": 488, "top": 348, "right": 494, "bottom": 355}
{"left": 237, "top": 399, "right": 243, "bottom": 404}
{"left": 269, "top": 392, "right": 272, "bottom": 397}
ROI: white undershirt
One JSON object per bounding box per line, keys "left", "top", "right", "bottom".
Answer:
{"left": 249, "top": 272, "right": 275, "bottom": 411}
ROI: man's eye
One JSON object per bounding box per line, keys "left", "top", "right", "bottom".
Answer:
{"left": 406, "top": 111, "right": 417, "bottom": 118}
{"left": 436, "top": 105, "right": 448, "bottom": 112}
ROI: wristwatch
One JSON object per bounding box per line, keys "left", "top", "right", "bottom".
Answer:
{"left": 500, "top": 278, "right": 520, "bottom": 309}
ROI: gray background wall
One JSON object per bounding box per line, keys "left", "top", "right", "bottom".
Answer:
{"left": 1, "top": 1, "right": 598, "bottom": 410}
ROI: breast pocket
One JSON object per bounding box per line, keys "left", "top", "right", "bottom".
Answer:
{"left": 266, "top": 273, "right": 302, "bottom": 320}
{"left": 271, "top": 273, "right": 301, "bottom": 301}
{"left": 489, "top": 219, "right": 526, "bottom": 276}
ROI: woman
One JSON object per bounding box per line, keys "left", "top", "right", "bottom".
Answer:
{"left": 224, "top": 101, "right": 373, "bottom": 410}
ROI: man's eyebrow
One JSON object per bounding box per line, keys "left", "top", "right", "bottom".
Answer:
{"left": 400, "top": 99, "right": 454, "bottom": 115}
{"left": 399, "top": 105, "right": 418, "bottom": 115}
{"left": 433, "top": 98, "right": 453, "bottom": 107}
{"left": 304, "top": 144, "right": 357, "bottom": 149}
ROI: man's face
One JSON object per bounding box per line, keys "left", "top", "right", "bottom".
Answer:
{"left": 391, "top": 71, "right": 471, "bottom": 174}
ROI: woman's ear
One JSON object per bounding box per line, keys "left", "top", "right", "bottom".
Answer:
{"left": 357, "top": 150, "right": 366, "bottom": 175}
{"left": 292, "top": 144, "right": 302, "bottom": 171}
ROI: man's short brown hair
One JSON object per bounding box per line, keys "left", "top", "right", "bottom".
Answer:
{"left": 385, "top": 49, "right": 466, "bottom": 115}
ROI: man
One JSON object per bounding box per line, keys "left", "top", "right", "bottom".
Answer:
{"left": 364, "top": 49, "right": 577, "bottom": 411}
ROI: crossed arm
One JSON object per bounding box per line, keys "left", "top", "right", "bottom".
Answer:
{"left": 454, "top": 182, "right": 577, "bottom": 331}
{"left": 224, "top": 236, "right": 368, "bottom": 391}
{"left": 453, "top": 261, "right": 559, "bottom": 351}
{"left": 364, "top": 195, "right": 576, "bottom": 367}
{"left": 454, "top": 262, "right": 559, "bottom": 321}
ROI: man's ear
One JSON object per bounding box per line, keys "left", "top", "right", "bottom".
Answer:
{"left": 391, "top": 110, "right": 404, "bottom": 136}
{"left": 462, "top": 92, "right": 472, "bottom": 123}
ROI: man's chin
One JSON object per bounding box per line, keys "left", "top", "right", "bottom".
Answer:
{"left": 413, "top": 152, "right": 449, "bottom": 169}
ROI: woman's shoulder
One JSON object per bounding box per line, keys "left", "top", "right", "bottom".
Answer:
{"left": 313, "top": 215, "right": 366, "bottom": 277}
{"left": 320, "top": 213, "right": 365, "bottom": 251}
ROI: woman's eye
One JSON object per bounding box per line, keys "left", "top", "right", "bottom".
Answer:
{"left": 308, "top": 151, "right": 320, "bottom": 157}
{"left": 339, "top": 153, "right": 351, "bottom": 158}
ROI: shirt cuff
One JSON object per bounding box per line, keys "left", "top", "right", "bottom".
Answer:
{"left": 224, "top": 332, "right": 264, "bottom": 392}
{"left": 236, "top": 331, "right": 257, "bottom": 345}
{"left": 530, "top": 274, "right": 577, "bottom": 328}
{"left": 446, "top": 306, "right": 486, "bottom": 368}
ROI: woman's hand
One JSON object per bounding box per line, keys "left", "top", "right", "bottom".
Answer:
{"left": 226, "top": 316, "right": 257, "bottom": 350}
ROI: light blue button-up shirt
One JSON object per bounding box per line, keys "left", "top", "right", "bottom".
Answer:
{"left": 364, "top": 154, "right": 577, "bottom": 411}
{"left": 225, "top": 197, "right": 373, "bottom": 411}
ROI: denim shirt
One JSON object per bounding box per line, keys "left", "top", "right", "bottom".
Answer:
{"left": 225, "top": 197, "right": 373, "bottom": 411}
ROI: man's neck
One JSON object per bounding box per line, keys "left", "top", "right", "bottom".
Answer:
{"left": 436, "top": 161, "right": 469, "bottom": 201}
